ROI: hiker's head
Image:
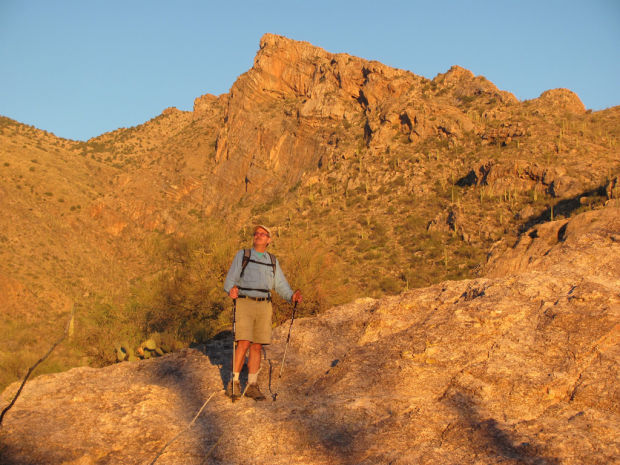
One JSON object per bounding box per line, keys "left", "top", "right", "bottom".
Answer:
{"left": 252, "top": 225, "right": 272, "bottom": 249}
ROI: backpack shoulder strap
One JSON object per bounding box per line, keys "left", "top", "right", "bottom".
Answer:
{"left": 239, "top": 249, "right": 251, "bottom": 278}
{"left": 267, "top": 252, "right": 276, "bottom": 274}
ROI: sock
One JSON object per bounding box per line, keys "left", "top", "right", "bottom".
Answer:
{"left": 233, "top": 372, "right": 240, "bottom": 382}
{"left": 248, "top": 373, "right": 258, "bottom": 385}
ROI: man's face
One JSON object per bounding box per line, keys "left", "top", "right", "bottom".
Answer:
{"left": 253, "top": 227, "right": 271, "bottom": 248}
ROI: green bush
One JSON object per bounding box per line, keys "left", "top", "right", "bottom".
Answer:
{"left": 135, "top": 222, "right": 239, "bottom": 343}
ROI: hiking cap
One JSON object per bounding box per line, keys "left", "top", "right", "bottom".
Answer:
{"left": 253, "top": 224, "right": 272, "bottom": 237}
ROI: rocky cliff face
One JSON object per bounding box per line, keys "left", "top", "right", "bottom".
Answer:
{"left": 2, "top": 202, "right": 618, "bottom": 464}
{"left": 207, "top": 35, "right": 515, "bottom": 207}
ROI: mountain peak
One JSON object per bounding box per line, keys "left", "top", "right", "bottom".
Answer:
{"left": 536, "top": 88, "right": 586, "bottom": 114}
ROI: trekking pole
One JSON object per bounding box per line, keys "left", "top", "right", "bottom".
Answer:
{"left": 272, "top": 301, "right": 297, "bottom": 401}
{"left": 231, "top": 298, "right": 237, "bottom": 403}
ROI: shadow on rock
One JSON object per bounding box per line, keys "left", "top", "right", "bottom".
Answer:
{"left": 519, "top": 184, "right": 608, "bottom": 233}
{"left": 291, "top": 411, "right": 365, "bottom": 465}
{"left": 445, "top": 392, "right": 559, "bottom": 465}
{"left": 197, "top": 330, "right": 237, "bottom": 389}
{"left": 0, "top": 444, "right": 39, "bottom": 465}
{"left": 146, "top": 351, "right": 224, "bottom": 463}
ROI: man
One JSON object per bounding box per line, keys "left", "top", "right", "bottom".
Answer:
{"left": 223, "top": 224, "right": 302, "bottom": 400}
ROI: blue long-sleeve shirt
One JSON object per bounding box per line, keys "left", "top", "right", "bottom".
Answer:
{"left": 223, "top": 249, "right": 294, "bottom": 302}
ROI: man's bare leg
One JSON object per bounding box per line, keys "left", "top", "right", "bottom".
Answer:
{"left": 234, "top": 340, "right": 251, "bottom": 373}
{"left": 227, "top": 339, "right": 250, "bottom": 398}
{"left": 247, "top": 342, "right": 262, "bottom": 377}
{"left": 246, "top": 342, "right": 266, "bottom": 400}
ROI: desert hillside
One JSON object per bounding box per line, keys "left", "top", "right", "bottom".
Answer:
{"left": 1, "top": 201, "right": 618, "bottom": 464}
{"left": 0, "top": 33, "right": 618, "bottom": 391}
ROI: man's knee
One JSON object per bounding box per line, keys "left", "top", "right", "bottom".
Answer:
{"left": 237, "top": 340, "right": 251, "bottom": 350}
{"left": 250, "top": 343, "right": 262, "bottom": 352}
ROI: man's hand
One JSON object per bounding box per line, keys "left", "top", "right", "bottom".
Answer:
{"left": 292, "top": 290, "right": 302, "bottom": 303}
{"left": 229, "top": 286, "right": 239, "bottom": 299}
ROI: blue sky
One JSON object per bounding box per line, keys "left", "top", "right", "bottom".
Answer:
{"left": 1, "top": 0, "right": 618, "bottom": 141}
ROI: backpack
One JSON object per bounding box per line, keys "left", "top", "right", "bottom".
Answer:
{"left": 239, "top": 249, "right": 276, "bottom": 277}
{"left": 237, "top": 249, "right": 277, "bottom": 296}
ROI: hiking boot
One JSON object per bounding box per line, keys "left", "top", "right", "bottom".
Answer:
{"left": 226, "top": 380, "right": 241, "bottom": 399}
{"left": 244, "top": 383, "right": 266, "bottom": 401}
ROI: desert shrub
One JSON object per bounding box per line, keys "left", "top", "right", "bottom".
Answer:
{"left": 0, "top": 350, "right": 72, "bottom": 392}
{"left": 370, "top": 220, "right": 387, "bottom": 236}
{"left": 355, "top": 239, "right": 373, "bottom": 252}
{"left": 364, "top": 250, "right": 381, "bottom": 260}
{"left": 345, "top": 194, "right": 363, "bottom": 207}
{"left": 404, "top": 214, "right": 427, "bottom": 230}
{"left": 379, "top": 276, "right": 403, "bottom": 294}
{"left": 391, "top": 175, "right": 406, "bottom": 187}
{"left": 134, "top": 221, "right": 240, "bottom": 343}
{"left": 71, "top": 218, "right": 243, "bottom": 364}
{"left": 271, "top": 232, "right": 357, "bottom": 323}
{"left": 76, "top": 299, "right": 143, "bottom": 365}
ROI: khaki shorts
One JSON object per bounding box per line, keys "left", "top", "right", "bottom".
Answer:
{"left": 235, "top": 298, "right": 273, "bottom": 344}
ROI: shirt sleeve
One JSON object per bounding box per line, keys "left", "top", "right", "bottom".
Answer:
{"left": 223, "top": 250, "right": 244, "bottom": 293}
{"left": 273, "top": 257, "right": 294, "bottom": 302}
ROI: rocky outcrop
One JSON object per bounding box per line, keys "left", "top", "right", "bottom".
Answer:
{"left": 433, "top": 65, "right": 518, "bottom": 106}
{"left": 457, "top": 159, "right": 594, "bottom": 199}
{"left": 485, "top": 199, "right": 620, "bottom": 277}
{"left": 206, "top": 34, "right": 518, "bottom": 207}
{"left": 532, "top": 89, "right": 586, "bottom": 115}
{"left": 192, "top": 94, "right": 220, "bottom": 117}
{"left": 2, "top": 204, "right": 618, "bottom": 464}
